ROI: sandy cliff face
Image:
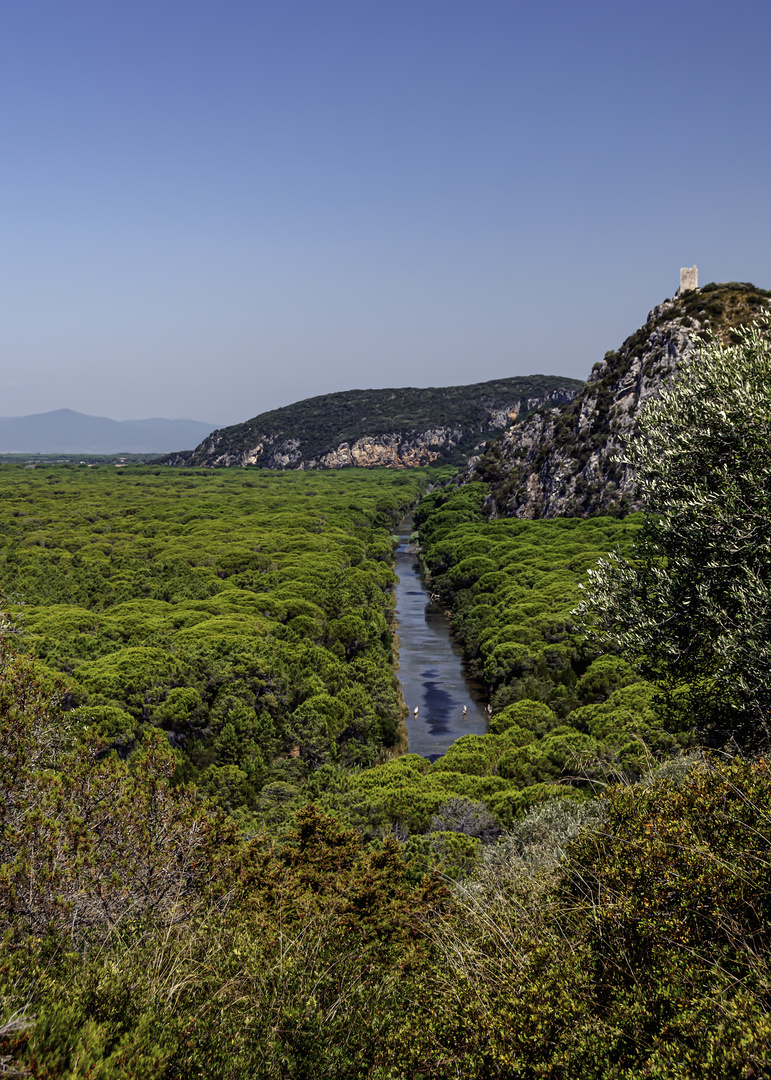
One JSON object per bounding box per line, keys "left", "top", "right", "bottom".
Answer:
{"left": 471, "top": 284, "right": 771, "bottom": 518}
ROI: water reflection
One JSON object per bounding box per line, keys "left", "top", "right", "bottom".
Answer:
{"left": 421, "top": 670, "right": 454, "bottom": 734}
{"left": 393, "top": 515, "right": 489, "bottom": 759}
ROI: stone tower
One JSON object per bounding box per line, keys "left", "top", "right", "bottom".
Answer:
{"left": 679, "top": 265, "right": 698, "bottom": 293}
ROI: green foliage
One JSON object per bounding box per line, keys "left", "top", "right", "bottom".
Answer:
{"left": 9, "top": 399, "right": 771, "bottom": 1074}
{"left": 489, "top": 697, "right": 556, "bottom": 735}
{"left": 403, "top": 829, "right": 482, "bottom": 879}
{"left": 472, "top": 281, "right": 771, "bottom": 519}
{"left": 385, "top": 759, "right": 771, "bottom": 1078}
{"left": 578, "top": 321, "right": 771, "bottom": 750}
{"left": 576, "top": 654, "right": 637, "bottom": 703}
{"left": 323, "top": 486, "right": 693, "bottom": 847}
{"left": 2, "top": 623, "right": 771, "bottom": 1077}
{"left": 406, "top": 489, "right": 693, "bottom": 810}
{"left": 0, "top": 646, "right": 445, "bottom": 1077}
{"left": 418, "top": 493, "right": 641, "bottom": 711}
{"left": 172, "top": 376, "right": 583, "bottom": 468}
{"left": 0, "top": 464, "right": 427, "bottom": 812}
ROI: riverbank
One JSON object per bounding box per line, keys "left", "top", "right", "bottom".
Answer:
{"left": 392, "top": 514, "right": 489, "bottom": 759}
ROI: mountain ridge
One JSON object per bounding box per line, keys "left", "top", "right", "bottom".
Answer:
{"left": 163, "top": 375, "right": 584, "bottom": 469}
{"left": 0, "top": 409, "right": 215, "bottom": 455}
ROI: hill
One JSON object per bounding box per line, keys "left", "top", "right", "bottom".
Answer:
{"left": 469, "top": 281, "right": 771, "bottom": 517}
{"left": 162, "top": 375, "right": 584, "bottom": 469}
{"left": 0, "top": 409, "right": 215, "bottom": 455}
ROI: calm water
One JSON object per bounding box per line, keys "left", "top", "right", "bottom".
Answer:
{"left": 393, "top": 515, "right": 489, "bottom": 759}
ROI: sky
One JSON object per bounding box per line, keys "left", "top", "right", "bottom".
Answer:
{"left": 2, "top": 0, "right": 771, "bottom": 427}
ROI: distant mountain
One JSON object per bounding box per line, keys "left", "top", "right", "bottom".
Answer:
{"left": 163, "top": 376, "right": 584, "bottom": 470}
{"left": 0, "top": 410, "right": 215, "bottom": 455}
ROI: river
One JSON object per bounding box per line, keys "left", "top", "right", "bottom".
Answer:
{"left": 393, "top": 515, "right": 489, "bottom": 760}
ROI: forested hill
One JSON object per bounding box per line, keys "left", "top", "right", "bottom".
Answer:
{"left": 469, "top": 281, "right": 771, "bottom": 518}
{"left": 163, "top": 375, "right": 583, "bottom": 469}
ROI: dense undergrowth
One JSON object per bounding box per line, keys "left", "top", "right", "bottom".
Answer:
{"left": 1, "top": 633, "right": 770, "bottom": 1077}
{"left": 1, "top": 463, "right": 769, "bottom": 1076}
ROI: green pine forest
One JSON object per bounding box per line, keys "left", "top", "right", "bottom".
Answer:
{"left": 1, "top": 430, "right": 770, "bottom": 1075}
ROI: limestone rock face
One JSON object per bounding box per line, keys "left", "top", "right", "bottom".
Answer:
{"left": 164, "top": 378, "right": 583, "bottom": 470}
{"left": 185, "top": 425, "right": 487, "bottom": 469}
{"left": 471, "top": 283, "right": 771, "bottom": 518}
{"left": 313, "top": 428, "right": 465, "bottom": 468}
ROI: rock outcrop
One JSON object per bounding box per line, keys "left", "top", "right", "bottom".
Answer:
{"left": 470, "top": 282, "right": 771, "bottom": 518}
{"left": 164, "top": 377, "right": 583, "bottom": 470}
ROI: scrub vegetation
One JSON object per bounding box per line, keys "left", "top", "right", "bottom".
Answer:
{"left": 1, "top": 636, "right": 770, "bottom": 1077}
{"left": 2, "top": 318, "right": 771, "bottom": 1077}
{"left": 168, "top": 374, "right": 583, "bottom": 468}
{"left": 579, "top": 321, "right": 771, "bottom": 752}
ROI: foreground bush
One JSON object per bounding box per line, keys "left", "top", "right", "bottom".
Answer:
{"left": 3, "top": 504, "right": 771, "bottom": 1075}
{"left": 4, "top": 638, "right": 771, "bottom": 1079}
{"left": 0, "top": 640, "right": 443, "bottom": 1077}
{"left": 387, "top": 757, "right": 771, "bottom": 1078}
{"left": 578, "top": 320, "right": 771, "bottom": 752}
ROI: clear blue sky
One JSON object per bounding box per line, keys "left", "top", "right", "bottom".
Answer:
{"left": 3, "top": 0, "right": 770, "bottom": 425}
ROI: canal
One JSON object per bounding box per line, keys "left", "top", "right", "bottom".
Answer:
{"left": 393, "top": 515, "right": 489, "bottom": 760}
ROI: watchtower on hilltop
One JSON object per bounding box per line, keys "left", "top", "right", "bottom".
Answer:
{"left": 679, "top": 265, "right": 698, "bottom": 293}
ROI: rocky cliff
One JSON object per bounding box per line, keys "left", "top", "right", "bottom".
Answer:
{"left": 163, "top": 376, "right": 583, "bottom": 470}
{"left": 470, "top": 282, "right": 771, "bottom": 518}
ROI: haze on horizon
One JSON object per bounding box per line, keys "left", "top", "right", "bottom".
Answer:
{"left": 3, "top": 0, "right": 770, "bottom": 428}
